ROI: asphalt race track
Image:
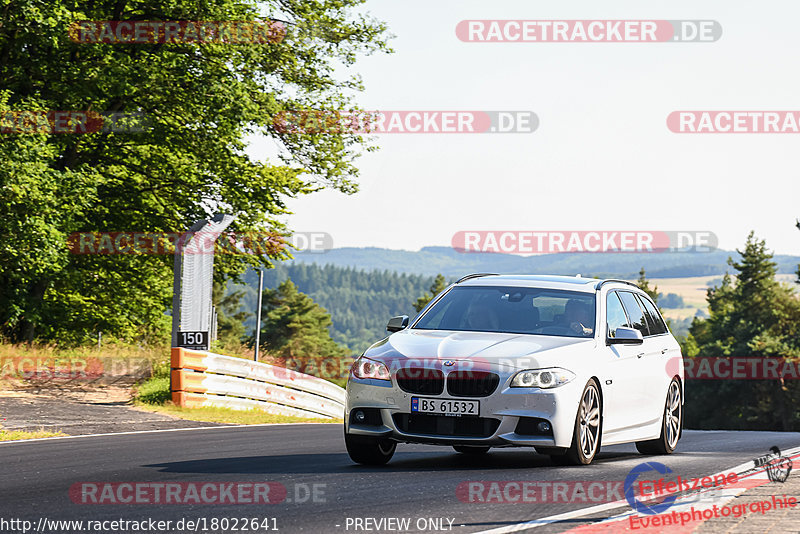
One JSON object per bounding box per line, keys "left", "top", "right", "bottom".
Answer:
{"left": 1, "top": 425, "right": 798, "bottom": 533}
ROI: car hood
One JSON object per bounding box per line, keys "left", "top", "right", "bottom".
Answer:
{"left": 364, "top": 329, "right": 594, "bottom": 372}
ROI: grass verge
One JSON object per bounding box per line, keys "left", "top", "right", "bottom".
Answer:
{"left": 0, "top": 429, "right": 66, "bottom": 441}
{"left": 0, "top": 342, "right": 166, "bottom": 362}
{"left": 134, "top": 403, "right": 339, "bottom": 425}
{"left": 135, "top": 375, "right": 171, "bottom": 404}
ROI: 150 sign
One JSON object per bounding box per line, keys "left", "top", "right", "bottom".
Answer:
{"left": 177, "top": 331, "right": 209, "bottom": 350}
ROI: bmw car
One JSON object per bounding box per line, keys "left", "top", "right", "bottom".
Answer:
{"left": 344, "top": 274, "right": 684, "bottom": 465}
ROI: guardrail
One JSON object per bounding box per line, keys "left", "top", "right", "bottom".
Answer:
{"left": 170, "top": 348, "right": 345, "bottom": 419}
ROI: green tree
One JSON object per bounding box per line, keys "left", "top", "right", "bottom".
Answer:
{"left": 413, "top": 274, "right": 447, "bottom": 312}
{"left": 796, "top": 218, "right": 800, "bottom": 283}
{"left": 636, "top": 267, "right": 659, "bottom": 303}
{"left": 212, "top": 279, "right": 251, "bottom": 350}
{"left": 234, "top": 265, "right": 440, "bottom": 353}
{"left": 686, "top": 232, "right": 800, "bottom": 430}
{"left": 658, "top": 293, "right": 685, "bottom": 309}
{"left": 0, "top": 1, "right": 390, "bottom": 344}
{"left": 257, "top": 279, "right": 346, "bottom": 368}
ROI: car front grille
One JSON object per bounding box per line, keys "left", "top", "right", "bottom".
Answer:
{"left": 395, "top": 368, "right": 444, "bottom": 395}
{"left": 392, "top": 413, "right": 500, "bottom": 438}
{"left": 446, "top": 371, "right": 500, "bottom": 397}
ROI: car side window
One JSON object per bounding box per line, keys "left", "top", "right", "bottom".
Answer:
{"left": 617, "top": 291, "right": 650, "bottom": 337}
{"left": 638, "top": 295, "right": 668, "bottom": 335}
{"left": 606, "top": 292, "right": 630, "bottom": 338}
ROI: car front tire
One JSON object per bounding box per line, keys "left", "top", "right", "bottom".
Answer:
{"left": 550, "top": 379, "right": 602, "bottom": 466}
{"left": 636, "top": 378, "right": 682, "bottom": 455}
{"left": 344, "top": 431, "right": 396, "bottom": 465}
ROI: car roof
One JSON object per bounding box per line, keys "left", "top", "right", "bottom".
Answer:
{"left": 456, "top": 274, "right": 640, "bottom": 294}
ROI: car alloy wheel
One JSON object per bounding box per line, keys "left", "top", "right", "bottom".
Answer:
{"left": 665, "top": 380, "right": 681, "bottom": 449}
{"left": 578, "top": 383, "right": 601, "bottom": 459}
{"left": 551, "top": 380, "right": 602, "bottom": 465}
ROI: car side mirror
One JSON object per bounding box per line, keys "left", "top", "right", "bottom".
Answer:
{"left": 386, "top": 315, "right": 409, "bottom": 333}
{"left": 607, "top": 327, "right": 643, "bottom": 345}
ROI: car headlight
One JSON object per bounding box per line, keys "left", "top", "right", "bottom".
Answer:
{"left": 511, "top": 367, "right": 575, "bottom": 388}
{"left": 351, "top": 357, "right": 391, "bottom": 381}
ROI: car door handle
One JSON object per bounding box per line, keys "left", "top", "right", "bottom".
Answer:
{"left": 637, "top": 352, "right": 645, "bottom": 358}
{"left": 661, "top": 348, "right": 669, "bottom": 354}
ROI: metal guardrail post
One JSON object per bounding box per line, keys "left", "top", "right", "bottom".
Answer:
{"left": 254, "top": 270, "right": 264, "bottom": 362}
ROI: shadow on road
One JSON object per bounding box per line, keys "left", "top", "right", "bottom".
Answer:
{"left": 145, "top": 449, "right": 639, "bottom": 475}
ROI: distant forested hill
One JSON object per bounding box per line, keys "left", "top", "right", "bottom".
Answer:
{"left": 226, "top": 246, "right": 800, "bottom": 355}
{"left": 229, "top": 264, "right": 439, "bottom": 354}
{"left": 290, "top": 246, "right": 800, "bottom": 279}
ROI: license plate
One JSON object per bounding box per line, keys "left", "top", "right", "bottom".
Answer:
{"left": 411, "top": 397, "right": 479, "bottom": 416}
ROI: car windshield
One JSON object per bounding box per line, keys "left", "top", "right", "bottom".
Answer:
{"left": 413, "top": 286, "right": 596, "bottom": 338}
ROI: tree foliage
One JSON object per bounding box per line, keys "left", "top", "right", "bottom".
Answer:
{"left": 657, "top": 293, "right": 685, "bottom": 309}
{"left": 413, "top": 274, "right": 448, "bottom": 312}
{"left": 0, "top": 0, "right": 390, "bottom": 344}
{"left": 796, "top": 218, "right": 800, "bottom": 283}
{"left": 255, "top": 279, "right": 346, "bottom": 364}
{"left": 636, "top": 267, "right": 659, "bottom": 303}
{"left": 212, "top": 278, "right": 251, "bottom": 350}
{"left": 684, "top": 232, "right": 800, "bottom": 430}
{"left": 226, "top": 263, "right": 438, "bottom": 353}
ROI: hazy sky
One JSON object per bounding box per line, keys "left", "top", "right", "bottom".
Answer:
{"left": 248, "top": 0, "right": 800, "bottom": 255}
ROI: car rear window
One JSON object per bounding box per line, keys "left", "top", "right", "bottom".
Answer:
{"left": 638, "top": 294, "right": 669, "bottom": 335}
{"left": 617, "top": 291, "right": 650, "bottom": 337}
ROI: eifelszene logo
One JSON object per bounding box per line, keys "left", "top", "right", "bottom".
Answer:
{"left": 624, "top": 462, "right": 677, "bottom": 515}
{"left": 754, "top": 446, "right": 793, "bottom": 483}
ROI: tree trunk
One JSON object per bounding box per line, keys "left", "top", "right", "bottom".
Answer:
{"left": 22, "top": 279, "right": 49, "bottom": 344}
{"left": 775, "top": 378, "right": 790, "bottom": 431}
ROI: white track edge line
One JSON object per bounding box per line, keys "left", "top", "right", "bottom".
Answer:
{"left": 0, "top": 422, "right": 338, "bottom": 445}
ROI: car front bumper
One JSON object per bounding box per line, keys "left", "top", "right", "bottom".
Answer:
{"left": 344, "top": 375, "right": 584, "bottom": 449}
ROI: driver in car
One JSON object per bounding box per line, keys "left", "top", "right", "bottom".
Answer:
{"left": 564, "top": 300, "right": 594, "bottom": 337}
{"left": 463, "top": 301, "right": 499, "bottom": 331}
